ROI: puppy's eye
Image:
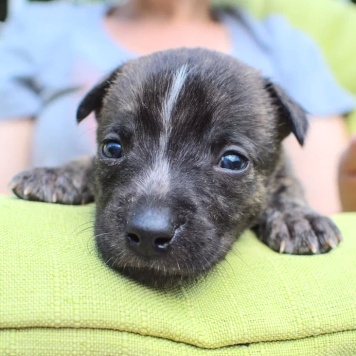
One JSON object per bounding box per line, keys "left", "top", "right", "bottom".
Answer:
{"left": 101, "top": 141, "right": 123, "bottom": 159}
{"left": 218, "top": 152, "right": 248, "bottom": 171}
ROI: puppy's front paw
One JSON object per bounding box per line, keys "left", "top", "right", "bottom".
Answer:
{"left": 257, "top": 209, "right": 342, "bottom": 254}
{"left": 10, "top": 167, "right": 93, "bottom": 205}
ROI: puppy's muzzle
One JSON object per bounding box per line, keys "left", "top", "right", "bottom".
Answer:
{"left": 126, "top": 206, "right": 178, "bottom": 257}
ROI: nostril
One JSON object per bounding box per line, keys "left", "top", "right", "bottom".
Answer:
{"left": 154, "top": 237, "right": 172, "bottom": 249}
{"left": 127, "top": 233, "right": 140, "bottom": 244}
{"left": 126, "top": 207, "right": 178, "bottom": 256}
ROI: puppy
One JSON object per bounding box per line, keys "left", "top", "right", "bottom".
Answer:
{"left": 11, "top": 48, "right": 341, "bottom": 287}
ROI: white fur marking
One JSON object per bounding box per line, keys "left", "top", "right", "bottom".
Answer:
{"left": 135, "top": 65, "right": 189, "bottom": 198}
{"left": 162, "top": 64, "right": 189, "bottom": 133}
{"left": 135, "top": 158, "right": 171, "bottom": 197}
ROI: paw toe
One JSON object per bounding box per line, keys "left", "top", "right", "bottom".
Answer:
{"left": 308, "top": 215, "right": 341, "bottom": 253}
{"left": 259, "top": 210, "right": 342, "bottom": 255}
{"left": 10, "top": 169, "right": 80, "bottom": 204}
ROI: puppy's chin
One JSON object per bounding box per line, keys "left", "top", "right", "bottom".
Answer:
{"left": 96, "top": 240, "right": 224, "bottom": 289}
{"left": 94, "top": 224, "right": 237, "bottom": 288}
{"left": 112, "top": 265, "right": 202, "bottom": 289}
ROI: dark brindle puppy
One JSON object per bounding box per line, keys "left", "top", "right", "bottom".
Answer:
{"left": 11, "top": 48, "right": 341, "bottom": 287}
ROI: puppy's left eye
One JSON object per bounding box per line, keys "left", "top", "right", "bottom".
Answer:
{"left": 101, "top": 141, "right": 123, "bottom": 159}
{"left": 218, "top": 152, "right": 248, "bottom": 171}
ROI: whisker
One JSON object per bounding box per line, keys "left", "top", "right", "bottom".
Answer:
{"left": 71, "top": 221, "right": 95, "bottom": 235}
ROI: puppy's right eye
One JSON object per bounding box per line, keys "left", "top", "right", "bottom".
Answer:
{"left": 101, "top": 141, "right": 123, "bottom": 159}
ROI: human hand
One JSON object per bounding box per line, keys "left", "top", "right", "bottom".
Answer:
{"left": 339, "top": 135, "right": 356, "bottom": 212}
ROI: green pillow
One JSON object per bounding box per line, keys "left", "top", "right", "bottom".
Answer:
{"left": 0, "top": 196, "right": 355, "bottom": 354}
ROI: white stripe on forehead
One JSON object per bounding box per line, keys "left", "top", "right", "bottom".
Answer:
{"left": 161, "top": 64, "right": 189, "bottom": 130}
{"left": 135, "top": 64, "right": 189, "bottom": 199}
{"left": 134, "top": 158, "right": 171, "bottom": 197}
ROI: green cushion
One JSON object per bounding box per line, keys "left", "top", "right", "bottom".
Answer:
{"left": 0, "top": 196, "right": 355, "bottom": 354}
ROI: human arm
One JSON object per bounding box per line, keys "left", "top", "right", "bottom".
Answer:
{"left": 256, "top": 15, "right": 354, "bottom": 215}
{"left": 0, "top": 6, "right": 45, "bottom": 195}
{"left": 338, "top": 134, "right": 356, "bottom": 212}
{"left": 283, "top": 115, "right": 349, "bottom": 216}
{"left": 0, "top": 118, "right": 34, "bottom": 195}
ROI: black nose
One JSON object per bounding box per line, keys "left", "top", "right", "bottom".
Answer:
{"left": 126, "top": 208, "right": 175, "bottom": 257}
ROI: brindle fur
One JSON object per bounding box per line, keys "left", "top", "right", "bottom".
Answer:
{"left": 11, "top": 49, "right": 341, "bottom": 287}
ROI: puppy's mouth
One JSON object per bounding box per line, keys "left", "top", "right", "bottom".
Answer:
{"left": 99, "top": 249, "right": 212, "bottom": 289}
{"left": 97, "top": 232, "right": 215, "bottom": 287}
{"left": 94, "top": 221, "right": 229, "bottom": 288}
{"left": 94, "top": 195, "right": 238, "bottom": 288}
{"left": 114, "top": 264, "right": 200, "bottom": 289}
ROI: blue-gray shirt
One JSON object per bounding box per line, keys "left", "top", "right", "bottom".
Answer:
{"left": 0, "top": 2, "right": 354, "bottom": 166}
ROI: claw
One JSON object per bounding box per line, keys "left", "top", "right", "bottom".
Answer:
{"left": 308, "top": 244, "right": 318, "bottom": 254}
{"left": 326, "top": 239, "right": 337, "bottom": 249}
{"left": 279, "top": 240, "right": 286, "bottom": 253}
{"left": 337, "top": 234, "right": 343, "bottom": 242}
{"left": 24, "top": 187, "right": 32, "bottom": 196}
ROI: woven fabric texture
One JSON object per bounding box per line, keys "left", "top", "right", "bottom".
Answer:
{"left": 0, "top": 196, "right": 355, "bottom": 354}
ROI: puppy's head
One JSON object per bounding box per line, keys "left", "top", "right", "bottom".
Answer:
{"left": 77, "top": 48, "right": 308, "bottom": 287}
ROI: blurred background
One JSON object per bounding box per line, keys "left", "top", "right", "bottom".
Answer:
{"left": 1, "top": 0, "right": 356, "bottom": 22}
{"left": 0, "top": 0, "right": 106, "bottom": 22}
{"left": 0, "top": 0, "right": 355, "bottom": 212}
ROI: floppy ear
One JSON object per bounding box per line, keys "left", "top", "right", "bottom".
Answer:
{"left": 76, "top": 70, "right": 119, "bottom": 123}
{"left": 264, "top": 80, "right": 309, "bottom": 146}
